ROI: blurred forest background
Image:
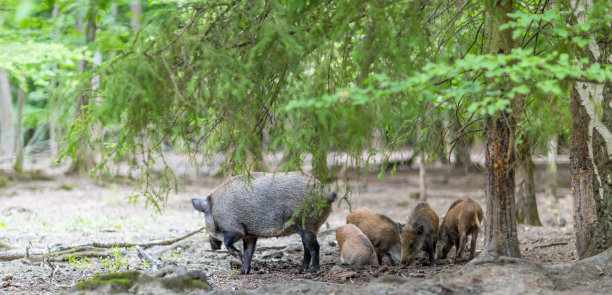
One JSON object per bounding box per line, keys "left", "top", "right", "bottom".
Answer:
{"left": 0, "top": 0, "right": 611, "bottom": 293}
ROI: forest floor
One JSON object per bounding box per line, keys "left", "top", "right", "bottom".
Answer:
{"left": 1, "top": 154, "right": 609, "bottom": 294}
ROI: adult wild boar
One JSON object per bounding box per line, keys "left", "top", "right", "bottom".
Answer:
{"left": 192, "top": 172, "right": 336, "bottom": 275}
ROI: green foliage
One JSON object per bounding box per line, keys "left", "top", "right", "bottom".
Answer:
{"left": 101, "top": 246, "right": 128, "bottom": 272}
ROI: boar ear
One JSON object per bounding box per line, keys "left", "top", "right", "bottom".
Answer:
{"left": 191, "top": 198, "right": 210, "bottom": 214}
{"left": 413, "top": 224, "right": 424, "bottom": 235}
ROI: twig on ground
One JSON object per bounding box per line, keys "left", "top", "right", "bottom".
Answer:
{"left": 533, "top": 241, "right": 568, "bottom": 248}
{"left": 136, "top": 245, "right": 159, "bottom": 266}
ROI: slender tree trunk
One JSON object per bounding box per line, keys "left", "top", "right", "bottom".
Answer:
{"left": 130, "top": 0, "right": 142, "bottom": 31}
{"left": 13, "top": 87, "right": 25, "bottom": 172}
{"left": 0, "top": 71, "right": 14, "bottom": 156}
{"left": 515, "top": 137, "right": 542, "bottom": 226}
{"left": 482, "top": 0, "right": 521, "bottom": 258}
{"left": 49, "top": 4, "right": 60, "bottom": 158}
{"left": 569, "top": 0, "right": 612, "bottom": 258}
{"left": 417, "top": 122, "right": 427, "bottom": 201}
{"left": 67, "top": 2, "right": 97, "bottom": 174}
{"left": 545, "top": 136, "right": 558, "bottom": 200}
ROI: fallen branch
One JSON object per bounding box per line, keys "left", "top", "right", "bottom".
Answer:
{"left": 0, "top": 226, "right": 206, "bottom": 262}
{"left": 49, "top": 226, "right": 206, "bottom": 252}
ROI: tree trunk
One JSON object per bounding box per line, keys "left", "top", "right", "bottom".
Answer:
{"left": 569, "top": 0, "right": 612, "bottom": 260}
{"left": 67, "top": 2, "right": 97, "bottom": 174}
{"left": 545, "top": 136, "right": 558, "bottom": 200}
{"left": 130, "top": 0, "right": 142, "bottom": 31}
{"left": 13, "top": 87, "right": 25, "bottom": 172}
{"left": 482, "top": 0, "right": 521, "bottom": 258}
{"left": 49, "top": 4, "right": 60, "bottom": 158}
{"left": 0, "top": 71, "right": 14, "bottom": 156}
{"left": 417, "top": 122, "right": 427, "bottom": 201}
{"left": 515, "top": 137, "right": 542, "bottom": 226}
{"left": 454, "top": 135, "right": 472, "bottom": 173}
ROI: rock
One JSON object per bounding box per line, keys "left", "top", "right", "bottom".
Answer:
{"left": 69, "top": 270, "right": 211, "bottom": 294}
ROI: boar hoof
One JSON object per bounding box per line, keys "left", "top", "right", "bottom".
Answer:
{"left": 307, "top": 267, "right": 319, "bottom": 275}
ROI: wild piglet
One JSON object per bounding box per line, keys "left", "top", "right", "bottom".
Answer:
{"left": 437, "top": 198, "right": 483, "bottom": 263}
{"left": 400, "top": 202, "right": 439, "bottom": 267}
{"left": 336, "top": 224, "right": 379, "bottom": 266}
{"left": 346, "top": 207, "right": 402, "bottom": 265}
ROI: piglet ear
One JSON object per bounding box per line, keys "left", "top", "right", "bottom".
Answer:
{"left": 192, "top": 198, "right": 210, "bottom": 214}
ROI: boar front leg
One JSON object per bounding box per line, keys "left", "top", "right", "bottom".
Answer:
{"left": 239, "top": 237, "right": 257, "bottom": 274}
{"left": 223, "top": 231, "right": 244, "bottom": 262}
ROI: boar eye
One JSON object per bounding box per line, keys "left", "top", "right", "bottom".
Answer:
{"left": 410, "top": 242, "right": 414, "bottom": 248}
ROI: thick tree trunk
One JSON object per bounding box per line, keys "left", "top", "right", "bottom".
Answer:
{"left": 13, "top": 87, "right": 25, "bottom": 172}
{"left": 482, "top": 0, "right": 521, "bottom": 258}
{"left": 569, "top": 0, "right": 612, "bottom": 259}
{"left": 0, "top": 71, "right": 14, "bottom": 156}
{"left": 515, "top": 138, "right": 542, "bottom": 226}
{"left": 545, "top": 136, "right": 558, "bottom": 199}
{"left": 484, "top": 115, "right": 521, "bottom": 257}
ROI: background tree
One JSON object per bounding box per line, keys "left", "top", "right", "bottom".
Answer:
{"left": 569, "top": 0, "right": 612, "bottom": 259}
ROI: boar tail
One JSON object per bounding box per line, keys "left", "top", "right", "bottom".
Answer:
{"left": 325, "top": 192, "right": 338, "bottom": 203}
{"left": 474, "top": 214, "right": 481, "bottom": 228}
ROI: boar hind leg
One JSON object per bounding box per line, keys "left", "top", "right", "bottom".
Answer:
{"left": 470, "top": 230, "right": 478, "bottom": 260}
{"left": 223, "top": 232, "right": 244, "bottom": 262}
{"left": 297, "top": 230, "right": 320, "bottom": 274}
{"left": 238, "top": 237, "right": 257, "bottom": 275}
{"left": 454, "top": 235, "right": 466, "bottom": 264}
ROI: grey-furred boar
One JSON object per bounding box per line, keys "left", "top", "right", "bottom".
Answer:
{"left": 191, "top": 172, "right": 336, "bottom": 275}
{"left": 336, "top": 224, "right": 379, "bottom": 266}
{"left": 437, "top": 198, "right": 483, "bottom": 263}
{"left": 400, "top": 202, "right": 439, "bottom": 266}
{"left": 346, "top": 207, "right": 402, "bottom": 265}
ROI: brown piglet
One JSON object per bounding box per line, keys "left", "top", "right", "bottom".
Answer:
{"left": 336, "top": 224, "right": 379, "bottom": 266}
{"left": 400, "top": 202, "right": 439, "bottom": 266}
{"left": 437, "top": 198, "right": 483, "bottom": 263}
{"left": 346, "top": 207, "right": 402, "bottom": 265}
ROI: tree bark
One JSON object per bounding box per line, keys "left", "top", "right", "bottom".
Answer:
{"left": 515, "top": 137, "right": 542, "bottom": 226}
{"left": 13, "top": 87, "right": 25, "bottom": 172}
{"left": 545, "top": 136, "right": 558, "bottom": 200}
{"left": 0, "top": 71, "right": 14, "bottom": 156}
{"left": 569, "top": 0, "right": 612, "bottom": 259}
{"left": 482, "top": 0, "right": 521, "bottom": 258}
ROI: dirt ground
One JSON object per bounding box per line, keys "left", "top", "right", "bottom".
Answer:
{"left": 0, "top": 154, "right": 592, "bottom": 294}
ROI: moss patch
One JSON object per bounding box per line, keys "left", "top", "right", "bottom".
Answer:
{"left": 0, "top": 176, "right": 8, "bottom": 188}
{"left": 74, "top": 271, "right": 151, "bottom": 292}
{"left": 160, "top": 275, "right": 211, "bottom": 291}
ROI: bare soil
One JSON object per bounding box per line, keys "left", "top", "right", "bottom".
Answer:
{"left": 0, "top": 155, "right": 599, "bottom": 294}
